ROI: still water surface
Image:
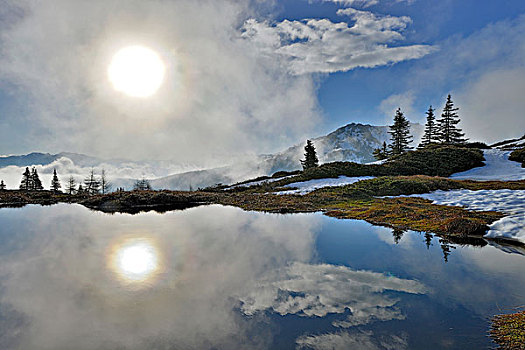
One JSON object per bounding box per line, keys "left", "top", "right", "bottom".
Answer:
{"left": 0, "top": 204, "right": 523, "bottom": 349}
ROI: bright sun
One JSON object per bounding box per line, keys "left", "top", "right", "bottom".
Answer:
{"left": 108, "top": 45, "right": 165, "bottom": 98}
{"left": 111, "top": 238, "right": 160, "bottom": 283}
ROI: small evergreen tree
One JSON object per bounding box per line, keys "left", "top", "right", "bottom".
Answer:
{"left": 77, "top": 184, "right": 84, "bottom": 195}
{"left": 393, "top": 229, "right": 405, "bottom": 244}
{"left": 51, "top": 169, "right": 61, "bottom": 193}
{"left": 418, "top": 106, "right": 439, "bottom": 148}
{"left": 84, "top": 169, "right": 101, "bottom": 196}
{"left": 388, "top": 108, "right": 413, "bottom": 156}
{"left": 300, "top": 140, "right": 319, "bottom": 170}
{"left": 100, "top": 169, "right": 111, "bottom": 194}
{"left": 424, "top": 233, "right": 433, "bottom": 250}
{"left": 437, "top": 94, "right": 467, "bottom": 144}
{"left": 31, "top": 167, "right": 43, "bottom": 191}
{"left": 0, "top": 180, "right": 5, "bottom": 190}
{"left": 20, "top": 167, "right": 32, "bottom": 190}
{"left": 373, "top": 141, "right": 390, "bottom": 160}
{"left": 134, "top": 177, "right": 152, "bottom": 191}
{"left": 66, "top": 176, "right": 76, "bottom": 195}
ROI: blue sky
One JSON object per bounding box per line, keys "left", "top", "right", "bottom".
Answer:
{"left": 275, "top": 0, "right": 525, "bottom": 135}
{"left": 0, "top": 0, "right": 524, "bottom": 161}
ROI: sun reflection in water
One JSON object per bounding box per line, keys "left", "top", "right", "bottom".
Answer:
{"left": 110, "top": 238, "right": 161, "bottom": 285}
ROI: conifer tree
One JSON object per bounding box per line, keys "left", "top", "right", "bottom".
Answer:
{"left": 51, "top": 169, "right": 61, "bottom": 193}
{"left": 66, "top": 176, "right": 76, "bottom": 195}
{"left": 418, "top": 106, "right": 438, "bottom": 148}
{"left": 393, "top": 229, "right": 404, "bottom": 244}
{"left": 20, "top": 167, "right": 32, "bottom": 190}
{"left": 424, "top": 233, "right": 433, "bottom": 250}
{"left": 437, "top": 94, "right": 467, "bottom": 144}
{"left": 0, "top": 180, "right": 5, "bottom": 190}
{"left": 31, "top": 167, "right": 43, "bottom": 191}
{"left": 77, "top": 184, "right": 84, "bottom": 195}
{"left": 84, "top": 169, "right": 100, "bottom": 196}
{"left": 388, "top": 108, "right": 413, "bottom": 156}
{"left": 300, "top": 140, "right": 319, "bottom": 170}
{"left": 373, "top": 141, "right": 390, "bottom": 160}
{"left": 100, "top": 169, "right": 111, "bottom": 194}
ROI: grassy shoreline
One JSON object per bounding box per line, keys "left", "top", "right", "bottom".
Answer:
{"left": 1, "top": 175, "right": 524, "bottom": 245}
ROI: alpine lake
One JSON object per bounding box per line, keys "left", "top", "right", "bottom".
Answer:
{"left": 0, "top": 203, "right": 523, "bottom": 349}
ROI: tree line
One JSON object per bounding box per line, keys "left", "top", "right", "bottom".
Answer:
{"left": 3, "top": 167, "right": 154, "bottom": 194}
{"left": 299, "top": 94, "right": 467, "bottom": 169}
{"left": 373, "top": 94, "right": 467, "bottom": 160}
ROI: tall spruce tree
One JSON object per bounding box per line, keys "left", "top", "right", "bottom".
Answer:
{"left": 66, "top": 176, "right": 76, "bottom": 195}
{"left": 388, "top": 108, "right": 413, "bottom": 156}
{"left": 418, "top": 105, "right": 438, "bottom": 148}
{"left": 51, "top": 169, "right": 61, "bottom": 193}
{"left": 84, "top": 169, "right": 101, "bottom": 196}
{"left": 20, "top": 167, "right": 32, "bottom": 190}
{"left": 0, "top": 180, "right": 5, "bottom": 190}
{"left": 437, "top": 94, "right": 467, "bottom": 144}
{"left": 31, "top": 167, "right": 43, "bottom": 190}
{"left": 300, "top": 140, "right": 319, "bottom": 170}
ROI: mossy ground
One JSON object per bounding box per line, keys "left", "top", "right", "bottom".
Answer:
{"left": 1, "top": 175, "right": 524, "bottom": 241}
{"left": 490, "top": 310, "right": 525, "bottom": 349}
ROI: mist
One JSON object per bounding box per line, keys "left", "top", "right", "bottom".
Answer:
{"left": 0, "top": 0, "right": 320, "bottom": 164}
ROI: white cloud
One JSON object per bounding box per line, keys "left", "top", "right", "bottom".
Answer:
{"left": 0, "top": 205, "right": 321, "bottom": 349}
{"left": 400, "top": 14, "right": 525, "bottom": 142}
{"left": 0, "top": 0, "right": 320, "bottom": 163}
{"left": 456, "top": 69, "right": 525, "bottom": 143}
{"left": 319, "top": 0, "right": 380, "bottom": 7}
{"left": 318, "top": 0, "right": 415, "bottom": 8}
{"left": 241, "top": 8, "right": 436, "bottom": 75}
{"left": 378, "top": 91, "right": 416, "bottom": 122}
{"left": 296, "top": 331, "right": 408, "bottom": 350}
{"left": 239, "top": 262, "right": 427, "bottom": 326}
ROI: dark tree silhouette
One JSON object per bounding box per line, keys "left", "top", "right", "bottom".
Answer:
{"left": 51, "top": 169, "right": 61, "bottom": 193}
{"left": 0, "top": 180, "right": 5, "bottom": 190}
{"left": 66, "top": 176, "right": 76, "bottom": 195}
{"left": 439, "top": 239, "right": 456, "bottom": 263}
{"left": 424, "top": 233, "right": 433, "bottom": 250}
{"left": 419, "top": 106, "right": 439, "bottom": 148}
{"left": 437, "top": 95, "right": 467, "bottom": 144}
{"left": 392, "top": 228, "right": 405, "bottom": 244}
{"left": 300, "top": 140, "right": 319, "bottom": 170}
{"left": 31, "top": 167, "right": 43, "bottom": 191}
{"left": 100, "top": 169, "right": 111, "bottom": 194}
{"left": 134, "top": 177, "right": 152, "bottom": 191}
{"left": 84, "top": 169, "right": 100, "bottom": 196}
{"left": 388, "top": 108, "right": 413, "bottom": 156}
{"left": 373, "top": 141, "right": 390, "bottom": 160}
{"left": 77, "top": 184, "right": 84, "bottom": 195}
{"left": 20, "top": 167, "right": 32, "bottom": 190}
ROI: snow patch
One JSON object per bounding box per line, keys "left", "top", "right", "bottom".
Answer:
{"left": 410, "top": 189, "right": 525, "bottom": 243}
{"left": 275, "top": 176, "right": 375, "bottom": 195}
{"left": 450, "top": 149, "right": 525, "bottom": 181}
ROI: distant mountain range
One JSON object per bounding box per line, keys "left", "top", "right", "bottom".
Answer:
{"left": 0, "top": 123, "right": 423, "bottom": 190}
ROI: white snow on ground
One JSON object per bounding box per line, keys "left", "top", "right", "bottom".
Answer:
{"left": 410, "top": 189, "right": 525, "bottom": 244}
{"left": 450, "top": 149, "right": 525, "bottom": 181}
{"left": 275, "top": 176, "right": 375, "bottom": 195}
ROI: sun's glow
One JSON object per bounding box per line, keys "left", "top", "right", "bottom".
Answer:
{"left": 111, "top": 238, "right": 160, "bottom": 283}
{"left": 108, "top": 45, "right": 165, "bottom": 98}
